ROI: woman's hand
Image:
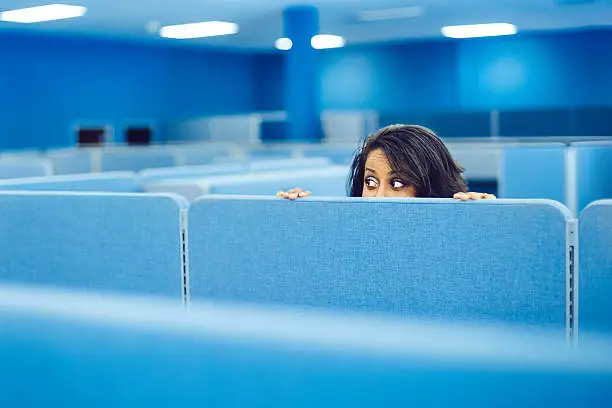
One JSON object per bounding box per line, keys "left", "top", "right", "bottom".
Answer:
{"left": 453, "top": 192, "right": 496, "bottom": 201}
{"left": 277, "top": 188, "right": 311, "bottom": 200}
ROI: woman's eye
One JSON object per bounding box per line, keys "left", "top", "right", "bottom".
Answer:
{"left": 365, "top": 177, "right": 378, "bottom": 189}
{"left": 391, "top": 179, "right": 405, "bottom": 190}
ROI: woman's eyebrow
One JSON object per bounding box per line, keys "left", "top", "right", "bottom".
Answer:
{"left": 365, "top": 167, "right": 377, "bottom": 174}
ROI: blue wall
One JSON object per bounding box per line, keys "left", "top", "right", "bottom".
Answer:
{"left": 0, "top": 32, "right": 258, "bottom": 149}
{"left": 320, "top": 41, "right": 458, "bottom": 112}
{"left": 458, "top": 30, "right": 612, "bottom": 110}
{"left": 256, "top": 29, "right": 612, "bottom": 114}
{"left": 2, "top": 28, "right": 611, "bottom": 149}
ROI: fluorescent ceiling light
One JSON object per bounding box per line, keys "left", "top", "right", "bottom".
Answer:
{"left": 358, "top": 6, "right": 423, "bottom": 22}
{"left": 159, "top": 21, "right": 239, "bottom": 39}
{"left": 0, "top": 4, "right": 86, "bottom": 23}
{"left": 275, "top": 37, "right": 293, "bottom": 51}
{"left": 441, "top": 23, "right": 517, "bottom": 39}
{"left": 311, "top": 34, "right": 345, "bottom": 50}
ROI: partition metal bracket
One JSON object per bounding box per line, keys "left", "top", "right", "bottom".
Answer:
{"left": 180, "top": 209, "right": 191, "bottom": 309}
{"left": 566, "top": 219, "right": 579, "bottom": 344}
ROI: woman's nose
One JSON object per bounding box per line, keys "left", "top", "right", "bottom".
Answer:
{"left": 375, "top": 186, "right": 387, "bottom": 197}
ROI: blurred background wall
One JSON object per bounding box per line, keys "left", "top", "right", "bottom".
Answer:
{"left": 1, "top": 1, "right": 611, "bottom": 148}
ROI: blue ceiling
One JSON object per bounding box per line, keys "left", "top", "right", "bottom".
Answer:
{"left": 1, "top": 0, "right": 611, "bottom": 50}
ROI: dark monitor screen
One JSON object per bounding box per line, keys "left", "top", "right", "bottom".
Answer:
{"left": 126, "top": 127, "right": 152, "bottom": 145}
{"left": 78, "top": 128, "right": 106, "bottom": 146}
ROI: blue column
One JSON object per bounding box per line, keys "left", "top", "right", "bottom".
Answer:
{"left": 283, "top": 6, "right": 323, "bottom": 142}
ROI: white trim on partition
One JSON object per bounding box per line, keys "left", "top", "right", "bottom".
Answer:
{"left": 565, "top": 146, "right": 578, "bottom": 216}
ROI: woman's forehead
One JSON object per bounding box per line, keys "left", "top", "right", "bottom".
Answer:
{"left": 365, "top": 149, "right": 389, "bottom": 166}
{"left": 364, "top": 149, "right": 392, "bottom": 172}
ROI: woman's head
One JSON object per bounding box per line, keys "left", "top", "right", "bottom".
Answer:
{"left": 347, "top": 124, "right": 467, "bottom": 198}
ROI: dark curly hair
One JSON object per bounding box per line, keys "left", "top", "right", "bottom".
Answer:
{"left": 347, "top": 124, "right": 467, "bottom": 197}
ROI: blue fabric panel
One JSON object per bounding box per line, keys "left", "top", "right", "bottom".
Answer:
{"left": 379, "top": 112, "right": 432, "bottom": 130}
{"left": 0, "top": 172, "right": 143, "bottom": 193}
{"left": 447, "top": 145, "right": 501, "bottom": 182}
{"left": 213, "top": 157, "right": 333, "bottom": 172}
{"left": 207, "top": 168, "right": 348, "bottom": 196}
{"left": 574, "top": 142, "right": 612, "bottom": 212}
{"left": 0, "top": 149, "right": 41, "bottom": 159}
{"left": 101, "top": 151, "right": 177, "bottom": 172}
{"left": 0, "top": 193, "right": 186, "bottom": 297}
{"left": 499, "top": 145, "right": 566, "bottom": 203}
{"left": 143, "top": 168, "right": 349, "bottom": 200}
{"left": 176, "top": 149, "right": 229, "bottom": 166}
{"left": 248, "top": 158, "right": 331, "bottom": 172}
{"left": 303, "top": 148, "right": 357, "bottom": 165}
{"left": 467, "top": 180, "right": 498, "bottom": 196}
{"left": 260, "top": 121, "right": 288, "bottom": 142}
{"left": 570, "top": 107, "right": 612, "bottom": 137}
{"left": 47, "top": 150, "right": 93, "bottom": 175}
{"left": 378, "top": 112, "right": 491, "bottom": 138}
{"left": 2, "top": 284, "right": 612, "bottom": 408}
{"left": 247, "top": 149, "right": 295, "bottom": 160}
{"left": 0, "top": 160, "right": 51, "bottom": 179}
{"left": 579, "top": 200, "right": 612, "bottom": 338}
{"left": 426, "top": 112, "right": 491, "bottom": 138}
{"left": 189, "top": 197, "right": 571, "bottom": 330}
{"left": 499, "top": 109, "right": 573, "bottom": 137}
{"left": 139, "top": 163, "right": 245, "bottom": 182}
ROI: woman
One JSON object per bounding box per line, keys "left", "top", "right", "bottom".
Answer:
{"left": 278, "top": 124, "right": 495, "bottom": 200}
